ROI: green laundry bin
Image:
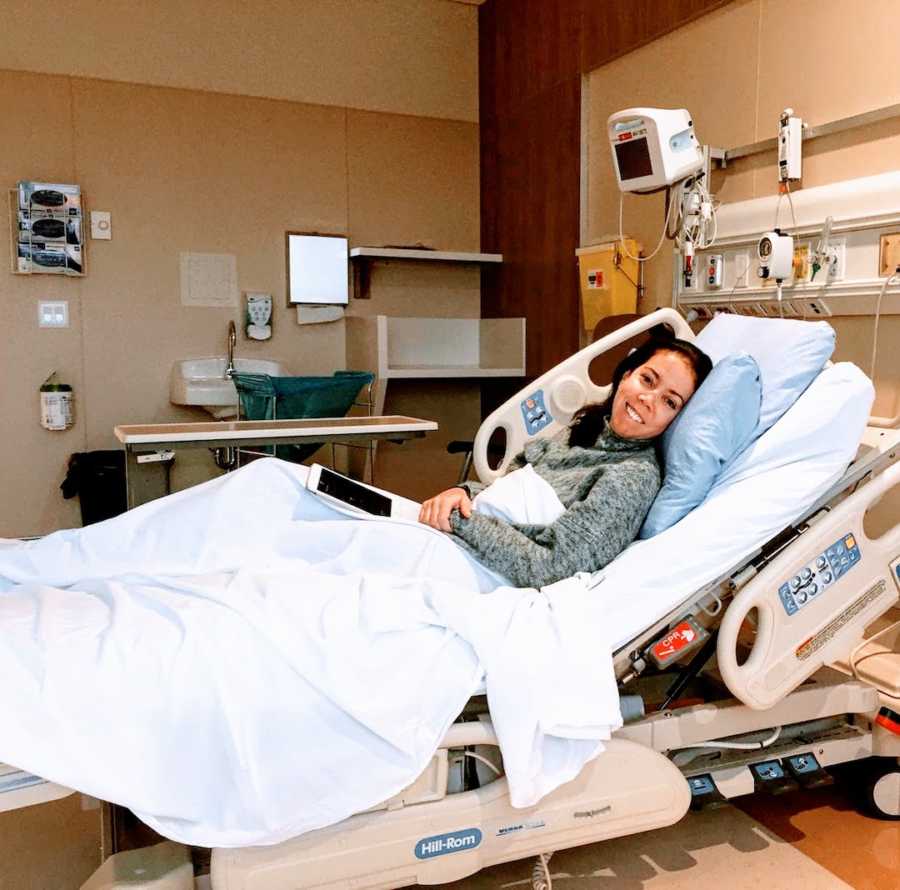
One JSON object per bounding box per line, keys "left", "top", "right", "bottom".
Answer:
{"left": 232, "top": 370, "right": 374, "bottom": 463}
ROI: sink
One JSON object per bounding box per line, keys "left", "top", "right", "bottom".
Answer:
{"left": 170, "top": 357, "right": 287, "bottom": 419}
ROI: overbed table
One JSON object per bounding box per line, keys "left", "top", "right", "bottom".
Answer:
{"left": 114, "top": 415, "right": 438, "bottom": 508}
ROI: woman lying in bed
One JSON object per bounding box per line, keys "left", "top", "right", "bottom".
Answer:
{"left": 0, "top": 336, "right": 710, "bottom": 595}
{"left": 420, "top": 336, "right": 712, "bottom": 588}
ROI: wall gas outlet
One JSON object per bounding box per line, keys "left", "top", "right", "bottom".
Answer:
{"left": 826, "top": 238, "right": 846, "bottom": 281}
{"left": 705, "top": 254, "right": 724, "bottom": 289}
{"left": 38, "top": 300, "right": 69, "bottom": 328}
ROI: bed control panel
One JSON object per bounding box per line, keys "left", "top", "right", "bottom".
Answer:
{"left": 520, "top": 390, "right": 553, "bottom": 436}
{"left": 777, "top": 532, "right": 861, "bottom": 616}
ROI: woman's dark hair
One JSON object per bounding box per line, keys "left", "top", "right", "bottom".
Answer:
{"left": 568, "top": 332, "right": 712, "bottom": 448}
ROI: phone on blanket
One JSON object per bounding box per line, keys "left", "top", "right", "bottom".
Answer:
{"left": 306, "top": 464, "right": 421, "bottom": 521}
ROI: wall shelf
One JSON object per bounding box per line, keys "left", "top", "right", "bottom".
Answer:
{"left": 349, "top": 246, "right": 502, "bottom": 298}
{"left": 346, "top": 315, "right": 525, "bottom": 413}
{"left": 350, "top": 247, "right": 502, "bottom": 262}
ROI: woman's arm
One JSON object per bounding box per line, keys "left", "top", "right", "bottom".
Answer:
{"left": 449, "top": 456, "right": 660, "bottom": 589}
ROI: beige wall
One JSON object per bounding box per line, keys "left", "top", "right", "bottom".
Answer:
{"left": 586, "top": 0, "right": 900, "bottom": 421}
{"left": 0, "top": 0, "right": 478, "bottom": 122}
{"left": 0, "top": 793, "right": 100, "bottom": 890}
{"left": 0, "top": 43, "right": 480, "bottom": 536}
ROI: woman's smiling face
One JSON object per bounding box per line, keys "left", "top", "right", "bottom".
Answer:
{"left": 609, "top": 349, "right": 697, "bottom": 439}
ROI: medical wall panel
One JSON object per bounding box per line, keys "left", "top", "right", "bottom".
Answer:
{"left": 579, "top": 0, "right": 900, "bottom": 526}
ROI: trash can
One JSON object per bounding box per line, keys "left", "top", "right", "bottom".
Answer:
{"left": 60, "top": 450, "right": 128, "bottom": 525}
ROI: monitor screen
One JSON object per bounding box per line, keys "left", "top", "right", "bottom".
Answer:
{"left": 614, "top": 137, "right": 653, "bottom": 183}
{"left": 287, "top": 233, "right": 349, "bottom": 305}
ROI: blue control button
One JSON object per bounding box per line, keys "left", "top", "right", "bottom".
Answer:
{"left": 808, "top": 583, "right": 818, "bottom": 596}
{"left": 823, "top": 572, "right": 833, "bottom": 584}
{"left": 753, "top": 760, "right": 785, "bottom": 780}
{"left": 778, "top": 584, "right": 798, "bottom": 616}
{"left": 689, "top": 775, "right": 716, "bottom": 795}
{"left": 787, "top": 753, "right": 821, "bottom": 775}
{"left": 816, "top": 556, "right": 827, "bottom": 569}
{"left": 801, "top": 568, "right": 812, "bottom": 581}
{"left": 520, "top": 391, "right": 553, "bottom": 436}
{"left": 791, "top": 576, "right": 802, "bottom": 589}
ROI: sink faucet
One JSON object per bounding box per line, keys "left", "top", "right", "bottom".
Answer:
{"left": 226, "top": 320, "right": 237, "bottom": 377}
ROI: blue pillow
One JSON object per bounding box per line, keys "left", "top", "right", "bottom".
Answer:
{"left": 695, "top": 314, "right": 835, "bottom": 439}
{"left": 639, "top": 352, "right": 761, "bottom": 538}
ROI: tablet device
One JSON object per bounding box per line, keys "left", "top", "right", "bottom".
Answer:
{"left": 306, "top": 464, "right": 421, "bottom": 521}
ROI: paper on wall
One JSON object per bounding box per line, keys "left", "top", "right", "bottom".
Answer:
{"left": 179, "top": 252, "right": 239, "bottom": 307}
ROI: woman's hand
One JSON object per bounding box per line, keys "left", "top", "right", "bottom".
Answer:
{"left": 418, "top": 487, "right": 473, "bottom": 532}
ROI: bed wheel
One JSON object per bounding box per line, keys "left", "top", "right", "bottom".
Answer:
{"left": 864, "top": 761, "right": 900, "bottom": 820}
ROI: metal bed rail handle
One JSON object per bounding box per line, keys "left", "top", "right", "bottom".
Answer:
{"left": 717, "top": 460, "right": 900, "bottom": 710}
{"left": 472, "top": 309, "right": 694, "bottom": 483}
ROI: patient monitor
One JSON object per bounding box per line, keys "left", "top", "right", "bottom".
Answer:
{"left": 608, "top": 108, "right": 704, "bottom": 193}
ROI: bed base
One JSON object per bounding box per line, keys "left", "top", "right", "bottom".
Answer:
{"left": 211, "top": 735, "right": 689, "bottom": 890}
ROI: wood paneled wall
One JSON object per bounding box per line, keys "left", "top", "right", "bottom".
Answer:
{"left": 478, "top": 0, "right": 732, "bottom": 381}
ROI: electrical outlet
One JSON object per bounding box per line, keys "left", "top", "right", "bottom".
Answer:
{"left": 681, "top": 266, "right": 701, "bottom": 294}
{"left": 38, "top": 300, "right": 69, "bottom": 328}
{"left": 800, "top": 298, "right": 832, "bottom": 317}
{"left": 827, "top": 238, "right": 846, "bottom": 281}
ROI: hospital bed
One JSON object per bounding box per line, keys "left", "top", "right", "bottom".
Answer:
{"left": 5, "top": 309, "right": 900, "bottom": 890}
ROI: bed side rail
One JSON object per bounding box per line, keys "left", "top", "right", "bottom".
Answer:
{"left": 0, "top": 763, "right": 75, "bottom": 813}
{"left": 473, "top": 308, "right": 693, "bottom": 483}
{"left": 718, "top": 460, "right": 900, "bottom": 710}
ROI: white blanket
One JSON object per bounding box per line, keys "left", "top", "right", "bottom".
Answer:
{"left": 0, "top": 459, "right": 619, "bottom": 847}
{"left": 473, "top": 464, "right": 566, "bottom": 525}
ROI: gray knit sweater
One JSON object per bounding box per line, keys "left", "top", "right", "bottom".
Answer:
{"left": 449, "top": 420, "right": 661, "bottom": 588}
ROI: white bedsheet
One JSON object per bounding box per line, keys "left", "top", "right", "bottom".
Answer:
{"left": 0, "top": 460, "right": 618, "bottom": 847}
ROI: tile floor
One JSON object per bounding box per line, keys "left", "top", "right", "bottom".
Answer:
{"left": 447, "top": 762, "right": 898, "bottom": 890}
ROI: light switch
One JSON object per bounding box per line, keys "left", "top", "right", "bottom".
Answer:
{"left": 90, "top": 211, "right": 112, "bottom": 240}
{"left": 38, "top": 301, "right": 69, "bottom": 328}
